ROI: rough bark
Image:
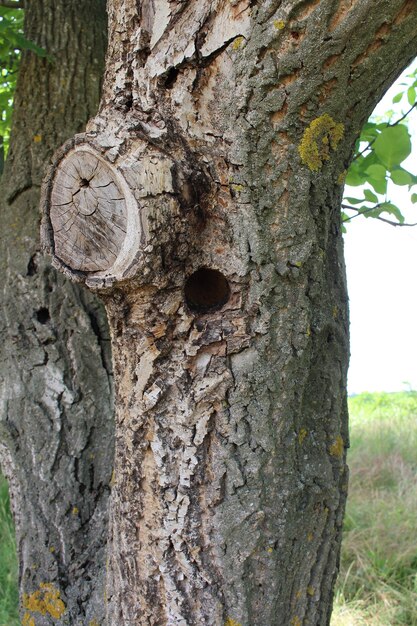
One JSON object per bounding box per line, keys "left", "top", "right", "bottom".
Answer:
{"left": 0, "top": 2, "right": 113, "bottom": 625}
{"left": 42, "top": 0, "right": 417, "bottom": 625}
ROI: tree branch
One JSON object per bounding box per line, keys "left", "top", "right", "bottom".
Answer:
{"left": 0, "top": 0, "right": 23, "bottom": 8}
{"left": 391, "top": 100, "right": 417, "bottom": 127}
{"left": 342, "top": 204, "right": 417, "bottom": 227}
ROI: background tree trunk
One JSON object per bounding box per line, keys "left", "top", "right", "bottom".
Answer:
{"left": 0, "top": 2, "right": 114, "bottom": 625}
{"left": 24, "top": 0, "right": 417, "bottom": 625}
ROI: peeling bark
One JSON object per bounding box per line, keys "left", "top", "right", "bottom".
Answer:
{"left": 40, "top": 0, "right": 417, "bottom": 625}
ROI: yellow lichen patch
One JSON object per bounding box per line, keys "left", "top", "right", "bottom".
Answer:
{"left": 298, "top": 114, "right": 344, "bottom": 171}
{"left": 89, "top": 620, "right": 100, "bottom": 626}
{"left": 33, "top": 134, "right": 42, "bottom": 143}
{"left": 232, "top": 36, "right": 244, "bottom": 50}
{"left": 23, "top": 583, "right": 66, "bottom": 620}
{"left": 225, "top": 619, "right": 242, "bottom": 626}
{"left": 332, "top": 305, "right": 339, "bottom": 319}
{"left": 307, "top": 532, "right": 314, "bottom": 541}
{"left": 337, "top": 170, "right": 347, "bottom": 185}
{"left": 71, "top": 506, "right": 79, "bottom": 516}
{"left": 305, "top": 325, "right": 311, "bottom": 337}
{"left": 298, "top": 428, "right": 308, "bottom": 445}
{"left": 307, "top": 586, "right": 315, "bottom": 596}
{"left": 267, "top": 546, "right": 274, "bottom": 553}
{"left": 49, "top": 546, "right": 55, "bottom": 553}
{"left": 290, "top": 617, "right": 301, "bottom": 626}
{"left": 274, "top": 19, "right": 286, "bottom": 30}
{"left": 329, "top": 435, "right": 344, "bottom": 459}
{"left": 22, "top": 613, "right": 35, "bottom": 626}
{"left": 295, "top": 590, "right": 302, "bottom": 599}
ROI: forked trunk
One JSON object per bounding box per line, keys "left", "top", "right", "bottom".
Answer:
{"left": 40, "top": 0, "right": 417, "bottom": 624}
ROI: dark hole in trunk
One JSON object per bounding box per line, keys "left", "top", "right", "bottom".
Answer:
{"left": 184, "top": 268, "right": 230, "bottom": 312}
{"left": 35, "top": 307, "right": 50, "bottom": 324}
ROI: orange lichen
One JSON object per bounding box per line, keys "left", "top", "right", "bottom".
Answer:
{"left": 298, "top": 428, "right": 308, "bottom": 445}
{"left": 299, "top": 114, "right": 344, "bottom": 171}
{"left": 337, "top": 170, "right": 347, "bottom": 185}
{"left": 22, "top": 613, "right": 35, "bottom": 626}
{"left": 329, "top": 435, "right": 344, "bottom": 458}
{"left": 23, "top": 583, "right": 65, "bottom": 620}
{"left": 232, "top": 36, "right": 244, "bottom": 50}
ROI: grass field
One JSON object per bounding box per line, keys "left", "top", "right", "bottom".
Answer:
{"left": 0, "top": 391, "right": 416, "bottom": 625}
{"left": 0, "top": 472, "right": 19, "bottom": 626}
{"left": 332, "top": 391, "right": 417, "bottom": 626}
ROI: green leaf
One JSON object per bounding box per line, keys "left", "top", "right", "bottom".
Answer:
{"left": 407, "top": 86, "right": 416, "bottom": 106}
{"left": 363, "top": 208, "right": 380, "bottom": 219}
{"left": 390, "top": 168, "right": 413, "bottom": 186}
{"left": 363, "top": 189, "right": 378, "bottom": 203}
{"left": 392, "top": 92, "right": 403, "bottom": 104}
{"left": 375, "top": 122, "right": 389, "bottom": 131}
{"left": 345, "top": 167, "right": 364, "bottom": 187}
{"left": 365, "top": 164, "right": 386, "bottom": 180}
{"left": 359, "top": 122, "right": 379, "bottom": 142}
{"left": 373, "top": 125, "right": 412, "bottom": 168}
{"left": 368, "top": 176, "right": 387, "bottom": 195}
{"left": 345, "top": 197, "right": 365, "bottom": 205}
{"left": 411, "top": 193, "right": 417, "bottom": 204}
{"left": 379, "top": 202, "right": 405, "bottom": 223}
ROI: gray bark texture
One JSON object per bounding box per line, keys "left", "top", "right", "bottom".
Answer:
{"left": 5, "top": 0, "right": 417, "bottom": 625}
{"left": 0, "top": 1, "right": 114, "bottom": 625}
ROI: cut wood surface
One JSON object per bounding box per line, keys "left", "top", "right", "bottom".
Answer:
{"left": 49, "top": 147, "right": 127, "bottom": 272}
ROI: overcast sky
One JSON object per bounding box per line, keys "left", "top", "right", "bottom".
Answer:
{"left": 344, "top": 61, "right": 417, "bottom": 394}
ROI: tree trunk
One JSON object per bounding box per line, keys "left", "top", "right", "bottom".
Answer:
{"left": 41, "top": 0, "right": 417, "bottom": 625}
{"left": 0, "top": 2, "right": 114, "bottom": 625}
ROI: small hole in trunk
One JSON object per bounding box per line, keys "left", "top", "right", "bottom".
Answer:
{"left": 163, "top": 67, "right": 179, "bottom": 89}
{"left": 184, "top": 268, "right": 230, "bottom": 312}
{"left": 35, "top": 307, "right": 50, "bottom": 324}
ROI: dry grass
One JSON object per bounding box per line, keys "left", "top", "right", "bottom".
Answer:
{"left": 0, "top": 474, "right": 19, "bottom": 626}
{"left": 332, "top": 392, "right": 417, "bottom": 626}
